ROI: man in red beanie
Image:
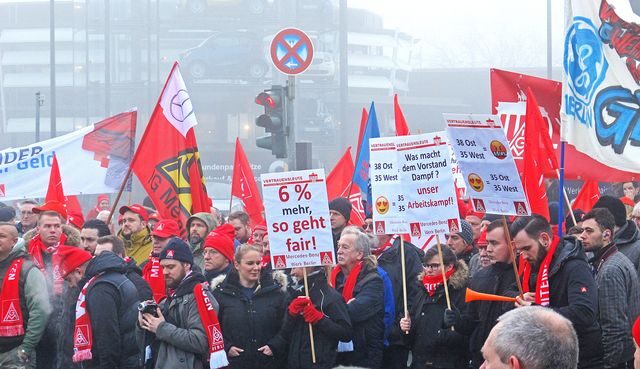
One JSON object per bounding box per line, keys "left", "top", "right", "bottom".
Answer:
{"left": 202, "top": 224, "right": 235, "bottom": 282}
{"left": 250, "top": 221, "right": 267, "bottom": 248}
{"left": 142, "top": 219, "right": 181, "bottom": 303}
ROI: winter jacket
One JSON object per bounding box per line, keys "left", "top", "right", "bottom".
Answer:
{"left": 124, "top": 257, "right": 153, "bottom": 301}
{"left": 187, "top": 213, "right": 216, "bottom": 271}
{"left": 269, "top": 270, "right": 352, "bottom": 369}
{"left": 143, "top": 271, "right": 218, "bottom": 369}
{"left": 376, "top": 238, "right": 424, "bottom": 348}
{"left": 333, "top": 256, "right": 385, "bottom": 369}
{"left": 57, "top": 284, "right": 81, "bottom": 369}
{"left": 456, "top": 261, "right": 517, "bottom": 368}
{"left": 0, "top": 242, "right": 52, "bottom": 355}
{"left": 83, "top": 251, "right": 142, "bottom": 369}
{"left": 527, "top": 236, "right": 603, "bottom": 369}
{"left": 205, "top": 263, "right": 233, "bottom": 284}
{"left": 589, "top": 244, "right": 640, "bottom": 369}
{"left": 211, "top": 269, "right": 288, "bottom": 369}
{"left": 118, "top": 227, "right": 153, "bottom": 266}
{"left": 406, "top": 260, "right": 470, "bottom": 369}
{"left": 614, "top": 220, "right": 640, "bottom": 279}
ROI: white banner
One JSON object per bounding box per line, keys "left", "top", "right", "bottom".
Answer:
{"left": 445, "top": 114, "right": 530, "bottom": 216}
{"left": 561, "top": 0, "right": 640, "bottom": 173}
{"left": 0, "top": 112, "right": 136, "bottom": 200}
{"left": 370, "top": 132, "right": 460, "bottom": 237}
{"left": 261, "top": 169, "right": 335, "bottom": 269}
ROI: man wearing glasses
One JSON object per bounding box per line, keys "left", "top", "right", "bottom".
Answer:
{"left": 17, "top": 200, "right": 38, "bottom": 236}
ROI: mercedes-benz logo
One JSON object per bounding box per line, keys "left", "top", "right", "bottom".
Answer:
{"left": 170, "top": 89, "right": 194, "bottom": 123}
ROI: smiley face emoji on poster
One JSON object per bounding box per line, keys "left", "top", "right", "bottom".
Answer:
{"left": 375, "top": 196, "right": 389, "bottom": 215}
{"left": 467, "top": 173, "right": 484, "bottom": 192}
{"left": 489, "top": 140, "right": 508, "bottom": 160}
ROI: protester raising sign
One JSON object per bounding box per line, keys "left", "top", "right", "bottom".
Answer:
{"left": 370, "top": 132, "right": 460, "bottom": 238}
{"left": 445, "top": 114, "right": 530, "bottom": 216}
{"left": 261, "top": 169, "right": 335, "bottom": 269}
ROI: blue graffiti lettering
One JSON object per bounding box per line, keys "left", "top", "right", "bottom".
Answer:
{"left": 565, "top": 94, "right": 593, "bottom": 125}
{"left": 594, "top": 86, "right": 640, "bottom": 154}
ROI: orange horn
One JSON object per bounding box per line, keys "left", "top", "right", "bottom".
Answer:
{"left": 465, "top": 288, "right": 517, "bottom": 303}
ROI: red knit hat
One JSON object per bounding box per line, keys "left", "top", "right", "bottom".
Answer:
{"left": 33, "top": 200, "right": 68, "bottom": 221}
{"left": 252, "top": 220, "right": 267, "bottom": 233}
{"left": 152, "top": 219, "right": 181, "bottom": 238}
{"left": 54, "top": 245, "right": 92, "bottom": 278}
{"left": 204, "top": 224, "right": 235, "bottom": 262}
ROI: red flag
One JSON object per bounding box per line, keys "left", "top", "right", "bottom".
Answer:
{"left": 130, "top": 62, "right": 209, "bottom": 231}
{"left": 526, "top": 88, "right": 559, "bottom": 177}
{"left": 394, "top": 94, "right": 410, "bottom": 136}
{"left": 231, "top": 138, "right": 264, "bottom": 225}
{"left": 572, "top": 180, "right": 600, "bottom": 212}
{"left": 326, "top": 147, "right": 366, "bottom": 227}
{"left": 523, "top": 90, "right": 551, "bottom": 221}
{"left": 355, "top": 107, "right": 368, "bottom": 155}
{"left": 46, "top": 154, "right": 84, "bottom": 227}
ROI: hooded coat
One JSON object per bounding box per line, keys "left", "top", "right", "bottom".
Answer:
{"left": 186, "top": 213, "right": 216, "bottom": 271}
{"left": 82, "top": 251, "right": 142, "bottom": 369}
{"left": 211, "top": 269, "right": 288, "bottom": 369}
{"left": 117, "top": 226, "right": 153, "bottom": 266}
{"left": 614, "top": 220, "right": 640, "bottom": 278}
{"left": 123, "top": 257, "right": 153, "bottom": 302}
{"left": 406, "top": 260, "right": 470, "bottom": 369}
{"left": 333, "top": 256, "right": 385, "bottom": 369}
{"left": 269, "top": 269, "right": 352, "bottom": 369}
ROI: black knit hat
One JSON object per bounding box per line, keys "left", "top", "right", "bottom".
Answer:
{"left": 565, "top": 209, "right": 586, "bottom": 230}
{"left": 159, "top": 238, "right": 194, "bottom": 265}
{"left": 0, "top": 207, "right": 16, "bottom": 222}
{"left": 593, "top": 195, "right": 627, "bottom": 227}
{"left": 329, "top": 197, "right": 352, "bottom": 221}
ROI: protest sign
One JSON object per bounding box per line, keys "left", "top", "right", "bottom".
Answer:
{"left": 0, "top": 111, "right": 136, "bottom": 201}
{"left": 370, "top": 132, "right": 460, "bottom": 238}
{"left": 261, "top": 169, "right": 335, "bottom": 269}
{"left": 445, "top": 114, "right": 529, "bottom": 216}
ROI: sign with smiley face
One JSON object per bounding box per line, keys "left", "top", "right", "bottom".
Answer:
{"left": 445, "top": 113, "right": 529, "bottom": 216}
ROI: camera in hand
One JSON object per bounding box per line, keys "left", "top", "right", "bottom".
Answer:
{"left": 138, "top": 301, "right": 159, "bottom": 317}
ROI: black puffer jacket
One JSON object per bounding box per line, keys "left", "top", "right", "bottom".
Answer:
{"left": 124, "top": 257, "right": 153, "bottom": 301}
{"left": 333, "top": 256, "right": 385, "bottom": 369}
{"left": 84, "top": 251, "right": 142, "bottom": 369}
{"left": 270, "top": 270, "right": 352, "bottom": 369}
{"left": 406, "top": 260, "right": 470, "bottom": 369}
{"left": 376, "top": 238, "right": 424, "bottom": 347}
{"left": 456, "top": 261, "right": 517, "bottom": 368}
{"left": 211, "top": 269, "right": 288, "bottom": 369}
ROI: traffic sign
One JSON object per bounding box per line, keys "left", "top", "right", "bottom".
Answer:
{"left": 270, "top": 28, "right": 314, "bottom": 75}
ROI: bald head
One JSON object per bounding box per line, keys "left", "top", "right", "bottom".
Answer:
{"left": 0, "top": 222, "right": 19, "bottom": 261}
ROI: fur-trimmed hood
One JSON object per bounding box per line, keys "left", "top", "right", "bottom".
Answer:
{"left": 210, "top": 269, "right": 288, "bottom": 293}
{"left": 417, "top": 259, "right": 469, "bottom": 290}
{"left": 23, "top": 224, "right": 81, "bottom": 247}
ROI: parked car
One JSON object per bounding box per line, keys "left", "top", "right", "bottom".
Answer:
{"left": 179, "top": 31, "right": 269, "bottom": 81}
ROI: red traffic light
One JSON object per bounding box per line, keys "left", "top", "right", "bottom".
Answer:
{"left": 255, "top": 92, "right": 279, "bottom": 109}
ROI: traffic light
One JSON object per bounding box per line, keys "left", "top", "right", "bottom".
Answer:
{"left": 255, "top": 85, "right": 288, "bottom": 158}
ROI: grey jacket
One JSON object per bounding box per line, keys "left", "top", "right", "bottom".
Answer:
{"left": 591, "top": 246, "right": 640, "bottom": 369}
{"left": 615, "top": 220, "right": 640, "bottom": 279}
{"left": 143, "top": 272, "right": 219, "bottom": 369}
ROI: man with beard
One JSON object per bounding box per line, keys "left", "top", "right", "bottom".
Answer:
{"left": 227, "top": 211, "right": 251, "bottom": 244}
{"left": 80, "top": 219, "right": 111, "bottom": 255}
{"left": 142, "top": 219, "right": 181, "bottom": 303}
{"left": 117, "top": 205, "right": 152, "bottom": 266}
{"left": 513, "top": 214, "right": 603, "bottom": 369}
{"left": 138, "top": 239, "right": 228, "bottom": 369}
{"left": 186, "top": 213, "right": 215, "bottom": 271}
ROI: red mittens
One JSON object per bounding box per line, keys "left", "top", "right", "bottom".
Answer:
{"left": 302, "top": 303, "right": 324, "bottom": 324}
{"left": 288, "top": 296, "right": 310, "bottom": 316}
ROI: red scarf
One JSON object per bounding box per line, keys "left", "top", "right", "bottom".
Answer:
{"left": 329, "top": 261, "right": 363, "bottom": 302}
{"left": 0, "top": 259, "right": 25, "bottom": 337}
{"left": 422, "top": 267, "right": 455, "bottom": 296}
{"left": 72, "top": 274, "right": 99, "bottom": 363}
{"left": 373, "top": 235, "right": 398, "bottom": 257}
{"left": 193, "top": 283, "right": 228, "bottom": 368}
{"left": 521, "top": 237, "right": 559, "bottom": 306}
{"left": 142, "top": 256, "right": 166, "bottom": 303}
{"left": 28, "top": 233, "right": 67, "bottom": 294}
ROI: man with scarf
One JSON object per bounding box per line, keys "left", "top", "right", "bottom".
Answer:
{"left": 202, "top": 224, "right": 234, "bottom": 282}
{"left": 331, "top": 226, "right": 384, "bottom": 369}
{"left": 374, "top": 233, "right": 424, "bottom": 369}
{"left": 579, "top": 208, "right": 640, "bottom": 369}
{"left": 142, "top": 219, "right": 181, "bottom": 303}
{"left": 138, "top": 238, "right": 228, "bottom": 369}
{"left": 512, "top": 214, "right": 603, "bottom": 369}
{"left": 56, "top": 245, "right": 141, "bottom": 369}
{"left": 0, "top": 222, "right": 51, "bottom": 368}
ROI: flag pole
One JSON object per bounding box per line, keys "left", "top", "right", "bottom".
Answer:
{"left": 555, "top": 168, "right": 576, "bottom": 226}
{"left": 106, "top": 167, "right": 132, "bottom": 225}
{"left": 302, "top": 267, "right": 317, "bottom": 363}
{"left": 400, "top": 236, "right": 408, "bottom": 328}
{"left": 558, "top": 141, "right": 567, "bottom": 238}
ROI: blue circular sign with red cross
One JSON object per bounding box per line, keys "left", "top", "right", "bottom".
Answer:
{"left": 270, "top": 28, "right": 314, "bottom": 75}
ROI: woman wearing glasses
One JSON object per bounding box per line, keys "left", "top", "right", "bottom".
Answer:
{"left": 399, "top": 246, "right": 470, "bottom": 369}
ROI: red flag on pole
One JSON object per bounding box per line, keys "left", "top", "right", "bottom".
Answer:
{"left": 526, "top": 88, "right": 559, "bottom": 177}
{"left": 46, "top": 154, "right": 85, "bottom": 227}
{"left": 572, "top": 180, "right": 600, "bottom": 212}
{"left": 394, "top": 94, "right": 410, "bottom": 136}
{"left": 326, "top": 147, "right": 366, "bottom": 226}
{"left": 130, "top": 62, "right": 209, "bottom": 231}
{"left": 523, "top": 90, "right": 551, "bottom": 221}
{"left": 355, "top": 107, "right": 368, "bottom": 155}
{"left": 231, "top": 138, "right": 265, "bottom": 225}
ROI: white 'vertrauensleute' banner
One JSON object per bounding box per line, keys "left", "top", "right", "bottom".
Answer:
{"left": 0, "top": 111, "right": 136, "bottom": 200}
{"left": 561, "top": 0, "right": 640, "bottom": 173}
